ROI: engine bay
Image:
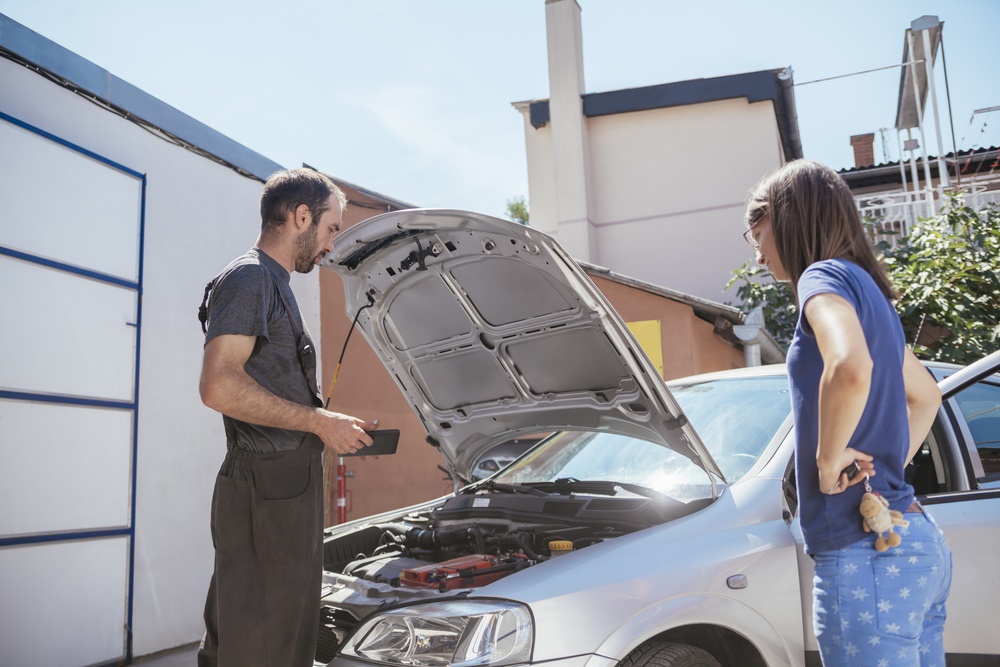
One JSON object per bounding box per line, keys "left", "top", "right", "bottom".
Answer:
{"left": 314, "top": 489, "right": 713, "bottom": 661}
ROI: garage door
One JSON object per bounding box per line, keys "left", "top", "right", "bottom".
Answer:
{"left": 0, "top": 111, "right": 144, "bottom": 667}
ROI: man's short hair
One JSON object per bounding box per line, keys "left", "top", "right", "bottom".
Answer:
{"left": 260, "top": 168, "right": 347, "bottom": 230}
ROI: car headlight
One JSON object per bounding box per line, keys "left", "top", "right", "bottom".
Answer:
{"left": 340, "top": 599, "right": 533, "bottom": 666}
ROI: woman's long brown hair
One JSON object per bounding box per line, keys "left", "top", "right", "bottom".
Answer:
{"left": 746, "top": 159, "right": 898, "bottom": 300}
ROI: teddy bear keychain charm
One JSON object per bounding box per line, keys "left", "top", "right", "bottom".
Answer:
{"left": 858, "top": 475, "right": 909, "bottom": 552}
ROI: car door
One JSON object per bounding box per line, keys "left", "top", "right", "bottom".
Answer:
{"left": 920, "top": 354, "right": 1000, "bottom": 658}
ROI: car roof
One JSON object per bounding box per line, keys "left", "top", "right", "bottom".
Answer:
{"left": 667, "top": 358, "right": 976, "bottom": 387}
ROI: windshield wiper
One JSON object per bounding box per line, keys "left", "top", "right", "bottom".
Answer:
{"left": 609, "top": 481, "right": 672, "bottom": 503}
{"left": 460, "top": 480, "right": 549, "bottom": 497}
{"left": 524, "top": 478, "right": 615, "bottom": 496}
{"left": 524, "top": 478, "right": 670, "bottom": 502}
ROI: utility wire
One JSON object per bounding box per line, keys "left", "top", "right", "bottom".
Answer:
{"left": 794, "top": 61, "right": 923, "bottom": 87}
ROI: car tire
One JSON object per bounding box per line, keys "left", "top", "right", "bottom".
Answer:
{"left": 619, "top": 641, "right": 721, "bottom": 667}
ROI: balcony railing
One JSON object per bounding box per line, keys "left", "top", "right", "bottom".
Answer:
{"left": 856, "top": 172, "right": 1000, "bottom": 247}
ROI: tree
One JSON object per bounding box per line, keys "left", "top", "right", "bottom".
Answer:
{"left": 505, "top": 196, "right": 530, "bottom": 225}
{"left": 726, "top": 198, "right": 1000, "bottom": 364}
{"left": 725, "top": 261, "right": 796, "bottom": 350}
{"left": 881, "top": 199, "right": 1000, "bottom": 364}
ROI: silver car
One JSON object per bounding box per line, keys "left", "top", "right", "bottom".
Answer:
{"left": 316, "top": 210, "right": 1000, "bottom": 666}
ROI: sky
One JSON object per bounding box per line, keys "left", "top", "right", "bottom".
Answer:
{"left": 1, "top": 0, "right": 997, "bottom": 219}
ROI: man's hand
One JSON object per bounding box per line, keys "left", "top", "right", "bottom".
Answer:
{"left": 313, "top": 411, "right": 377, "bottom": 455}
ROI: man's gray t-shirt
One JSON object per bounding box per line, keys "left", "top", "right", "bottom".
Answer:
{"left": 204, "top": 248, "right": 321, "bottom": 453}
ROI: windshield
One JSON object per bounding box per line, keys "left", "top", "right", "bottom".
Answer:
{"left": 671, "top": 375, "right": 791, "bottom": 480}
{"left": 496, "top": 375, "right": 791, "bottom": 501}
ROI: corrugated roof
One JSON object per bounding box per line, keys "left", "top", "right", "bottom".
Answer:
{"left": 838, "top": 145, "right": 1000, "bottom": 188}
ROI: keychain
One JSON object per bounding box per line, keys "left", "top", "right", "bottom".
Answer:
{"left": 857, "top": 475, "right": 909, "bottom": 552}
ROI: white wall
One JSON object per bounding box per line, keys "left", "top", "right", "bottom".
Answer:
{"left": 0, "top": 56, "right": 319, "bottom": 656}
{"left": 520, "top": 97, "right": 786, "bottom": 301}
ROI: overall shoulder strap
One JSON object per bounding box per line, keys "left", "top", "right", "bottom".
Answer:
{"left": 268, "top": 273, "right": 322, "bottom": 406}
{"left": 198, "top": 278, "right": 216, "bottom": 334}
{"left": 271, "top": 281, "right": 304, "bottom": 341}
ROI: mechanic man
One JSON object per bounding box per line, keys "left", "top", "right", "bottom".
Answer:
{"left": 197, "top": 168, "right": 376, "bottom": 667}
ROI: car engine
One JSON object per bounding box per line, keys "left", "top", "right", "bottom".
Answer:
{"left": 315, "top": 489, "right": 713, "bottom": 662}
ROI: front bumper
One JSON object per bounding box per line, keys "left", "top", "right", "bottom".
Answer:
{"left": 325, "top": 654, "right": 619, "bottom": 667}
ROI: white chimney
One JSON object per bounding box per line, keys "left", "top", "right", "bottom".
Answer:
{"left": 545, "top": 0, "right": 595, "bottom": 262}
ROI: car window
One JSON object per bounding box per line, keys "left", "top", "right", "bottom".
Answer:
{"left": 670, "top": 376, "right": 792, "bottom": 481}
{"left": 951, "top": 378, "right": 1000, "bottom": 479}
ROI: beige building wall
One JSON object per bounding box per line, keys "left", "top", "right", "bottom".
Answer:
{"left": 520, "top": 97, "right": 786, "bottom": 302}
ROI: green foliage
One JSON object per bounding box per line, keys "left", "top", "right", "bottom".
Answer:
{"left": 505, "top": 196, "right": 530, "bottom": 226}
{"left": 724, "top": 261, "right": 796, "bottom": 350}
{"left": 881, "top": 199, "right": 1000, "bottom": 364}
{"left": 726, "top": 197, "right": 1000, "bottom": 364}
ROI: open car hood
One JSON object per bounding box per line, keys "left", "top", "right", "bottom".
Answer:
{"left": 320, "top": 209, "right": 724, "bottom": 484}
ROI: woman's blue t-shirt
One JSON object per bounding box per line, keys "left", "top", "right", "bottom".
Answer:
{"left": 787, "top": 259, "right": 913, "bottom": 554}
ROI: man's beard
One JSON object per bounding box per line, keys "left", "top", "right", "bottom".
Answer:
{"left": 294, "top": 224, "right": 320, "bottom": 273}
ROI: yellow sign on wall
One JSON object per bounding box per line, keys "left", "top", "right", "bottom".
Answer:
{"left": 626, "top": 319, "right": 664, "bottom": 378}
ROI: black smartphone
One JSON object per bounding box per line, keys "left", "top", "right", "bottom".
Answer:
{"left": 342, "top": 429, "right": 400, "bottom": 457}
{"left": 841, "top": 461, "right": 861, "bottom": 481}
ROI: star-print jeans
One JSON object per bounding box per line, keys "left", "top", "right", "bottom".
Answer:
{"left": 812, "top": 508, "right": 952, "bottom": 667}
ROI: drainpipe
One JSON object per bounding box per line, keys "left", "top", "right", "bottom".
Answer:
{"left": 733, "top": 307, "right": 765, "bottom": 367}
{"left": 777, "top": 68, "right": 802, "bottom": 160}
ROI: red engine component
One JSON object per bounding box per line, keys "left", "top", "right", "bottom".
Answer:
{"left": 401, "top": 554, "right": 524, "bottom": 590}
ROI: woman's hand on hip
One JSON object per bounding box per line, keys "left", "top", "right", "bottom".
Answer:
{"left": 819, "top": 447, "right": 876, "bottom": 495}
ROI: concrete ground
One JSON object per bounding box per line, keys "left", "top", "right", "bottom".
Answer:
{"left": 130, "top": 643, "right": 329, "bottom": 666}
{"left": 132, "top": 642, "right": 199, "bottom": 666}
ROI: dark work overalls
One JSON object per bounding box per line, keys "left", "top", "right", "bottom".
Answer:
{"left": 198, "top": 276, "right": 325, "bottom": 667}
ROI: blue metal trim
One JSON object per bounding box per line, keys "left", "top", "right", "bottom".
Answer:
{"left": 0, "top": 109, "right": 144, "bottom": 179}
{"left": 0, "top": 389, "right": 135, "bottom": 410}
{"left": 0, "top": 108, "right": 146, "bottom": 663}
{"left": 0, "top": 527, "right": 130, "bottom": 548}
{"left": 0, "top": 246, "right": 139, "bottom": 289}
{"left": 124, "top": 173, "right": 147, "bottom": 661}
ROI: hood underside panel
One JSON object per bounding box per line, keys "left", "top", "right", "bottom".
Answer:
{"left": 321, "top": 209, "right": 722, "bottom": 483}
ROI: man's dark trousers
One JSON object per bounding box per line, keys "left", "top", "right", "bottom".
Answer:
{"left": 198, "top": 436, "right": 324, "bottom": 667}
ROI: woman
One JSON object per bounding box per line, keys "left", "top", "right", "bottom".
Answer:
{"left": 744, "top": 160, "right": 951, "bottom": 666}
